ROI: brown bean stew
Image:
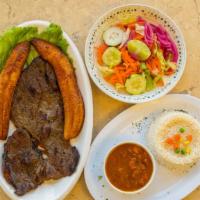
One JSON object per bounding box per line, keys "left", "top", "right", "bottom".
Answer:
{"left": 105, "top": 143, "right": 153, "bottom": 192}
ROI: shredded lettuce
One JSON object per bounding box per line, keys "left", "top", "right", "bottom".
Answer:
{"left": 141, "top": 63, "right": 155, "bottom": 92}
{"left": 156, "top": 48, "right": 166, "bottom": 71}
{"left": 27, "top": 23, "right": 69, "bottom": 64}
{"left": 144, "top": 69, "right": 155, "bottom": 91}
{"left": 0, "top": 23, "right": 69, "bottom": 70}
{"left": 0, "top": 26, "right": 38, "bottom": 71}
{"left": 38, "top": 23, "right": 68, "bottom": 53}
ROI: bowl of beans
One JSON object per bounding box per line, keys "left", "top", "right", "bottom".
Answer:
{"left": 104, "top": 141, "right": 156, "bottom": 194}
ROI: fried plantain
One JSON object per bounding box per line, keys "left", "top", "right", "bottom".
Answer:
{"left": 31, "top": 39, "right": 84, "bottom": 140}
{"left": 0, "top": 41, "right": 30, "bottom": 140}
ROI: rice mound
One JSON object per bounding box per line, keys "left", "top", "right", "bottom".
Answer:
{"left": 147, "top": 111, "right": 200, "bottom": 171}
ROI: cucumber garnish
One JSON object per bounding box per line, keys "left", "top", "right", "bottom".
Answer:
{"left": 102, "top": 47, "right": 121, "bottom": 67}
{"left": 125, "top": 74, "right": 146, "bottom": 95}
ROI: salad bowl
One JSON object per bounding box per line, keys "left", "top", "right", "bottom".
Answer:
{"left": 85, "top": 4, "right": 186, "bottom": 103}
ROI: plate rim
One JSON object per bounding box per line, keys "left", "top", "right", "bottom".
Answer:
{"left": 84, "top": 3, "right": 187, "bottom": 104}
{"left": 84, "top": 94, "right": 200, "bottom": 200}
{"left": 0, "top": 19, "right": 93, "bottom": 200}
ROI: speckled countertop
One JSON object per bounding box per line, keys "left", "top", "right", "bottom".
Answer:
{"left": 0, "top": 0, "right": 200, "bottom": 199}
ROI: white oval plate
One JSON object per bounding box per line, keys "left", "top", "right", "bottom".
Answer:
{"left": 84, "top": 94, "right": 200, "bottom": 200}
{"left": 0, "top": 20, "right": 93, "bottom": 200}
{"left": 85, "top": 4, "right": 186, "bottom": 103}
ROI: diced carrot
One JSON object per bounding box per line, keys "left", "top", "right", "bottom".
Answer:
{"left": 165, "top": 137, "right": 174, "bottom": 145}
{"left": 186, "top": 135, "right": 193, "bottom": 142}
{"left": 96, "top": 43, "right": 108, "bottom": 65}
{"left": 173, "top": 134, "right": 181, "bottom": 142}
{"left": 173, "top": 143, "right": 179, "bottom": 150}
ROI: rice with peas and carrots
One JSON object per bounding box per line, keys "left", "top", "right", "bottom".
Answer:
{"left": 147, "top": 111, "right": 200, "bottom": 171}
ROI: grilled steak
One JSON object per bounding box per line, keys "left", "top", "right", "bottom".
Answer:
{"left": 11, "top": 57, "right": 63, "bottom": 141}
{"left": 2, "top": 129, "right": 46, "bottom": 196}
{"left": 2, "top": 57, "right": 80, "bottom": 196}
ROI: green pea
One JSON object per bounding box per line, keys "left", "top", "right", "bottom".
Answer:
{"left": 175, "top": 148, "right": 180, "bottom": 154}
{"left": 179, "top": 127, "right": 185, "bottom": 133}
{"left": 181, "top": 149, "right": 186, "bottom": 155}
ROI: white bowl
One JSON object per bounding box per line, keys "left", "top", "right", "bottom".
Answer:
{"left": 85, "top": 4, "right": 186, "bottom": 103}
{"left": 103, "top": 141, "right": 156, "bottom": 194}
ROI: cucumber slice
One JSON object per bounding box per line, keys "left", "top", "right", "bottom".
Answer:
{"left": 125, "top": 74, "right": 146, "bottom": 95}
{"left": 102, "top": 47, "right": 121, "bottom": 67}
{"left": 127, "top": 40, "right": 151, "bottom": 61}
{"left": 103, "top": 27, "right": 124, "bottom": 46}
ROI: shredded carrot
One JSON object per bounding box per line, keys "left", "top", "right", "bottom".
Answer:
{"left": 106, "top": 56, "right": 140, "bottom": 85}
{"left": 134, "top": 33, "right": 144, "bottom": 40}
{"left": 146, "top": 56, "right": 162, "bottom": 76}
{"left": 96, "top": 43, "right": 108, "bottom": 65}
{"left": 121, "top": 48, "right": 139, "bottom": 69}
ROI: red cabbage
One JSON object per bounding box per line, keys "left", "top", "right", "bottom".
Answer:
{"left": 144, "top": 23, "right": 178, "bottom": 62}
{"left": 144, "top": 23, "right": 154, "bottom": 46}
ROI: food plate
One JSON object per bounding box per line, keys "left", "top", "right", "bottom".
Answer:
{"left": 84, "top": 94, "right": 200, "bottom": 200}
{"left": 0, "top": 20, "right": 93, "bottom": 200}
{"left": 85, "top": 4, "right": 186, "bottom": 103}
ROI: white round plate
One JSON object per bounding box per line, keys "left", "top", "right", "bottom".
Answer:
{"left": 84, "top": 94, "right": 200, "bottom": 200}
{"left": 0, "top": 20, "right": 93, "bottom": 200}
{"left": 85, "top": 4, "right": 186, "bottom": 103}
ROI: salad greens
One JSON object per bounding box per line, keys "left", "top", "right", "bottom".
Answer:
{"left": 0, "top": 26, "right": 37, "bottom": 70}
{"left": 0, "top": 23, "right": 68, "bottom": 71}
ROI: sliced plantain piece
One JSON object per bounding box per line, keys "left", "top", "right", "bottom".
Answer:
{"left": 0, "top": 41, "right": 30, "bottom": 140}
{"left": 31, "top": 38, "right": 84, "bottom": 140}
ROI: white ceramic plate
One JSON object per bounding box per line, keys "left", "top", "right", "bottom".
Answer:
{"left": 84, "top": 94, "right": 200, "bottom": 200}
{"left": 85, "top": 4, "right": 186, "bottom": 103}
{"left": 0, "top": 20, "right": 93, "bottom": 200}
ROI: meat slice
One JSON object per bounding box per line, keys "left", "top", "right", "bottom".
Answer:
{"left": 3, "top": 57, "right": 80, "bottom": 196}
{"left": 11, "top": 57, "right": 63, "bottom": 141}
{"left": 2, "top": 129, "right": 45, "bottom": 196}
{"left": 31, "top": 39, "right": 84, "bottom": 140}
{"left": 43, "top": 134, "right": 80, "bottom": 177}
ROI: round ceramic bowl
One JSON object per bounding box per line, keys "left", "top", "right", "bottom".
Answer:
{"left": 85, "top": 4, "right": 186, "bottom": 103}
{"left": 103, "top": 141, "right": 156, "bottom": 194}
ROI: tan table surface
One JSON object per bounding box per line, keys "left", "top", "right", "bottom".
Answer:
{"left": 0, "top": 0, "right": 200, "bottom": 199}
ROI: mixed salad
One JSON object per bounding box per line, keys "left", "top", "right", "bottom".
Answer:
{"left": 96, "top": 16, "right": 178, "bottom": 95}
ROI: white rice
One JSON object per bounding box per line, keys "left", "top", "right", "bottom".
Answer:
{"left": 147, "top": 111, "right": 200, "bottom": 171}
